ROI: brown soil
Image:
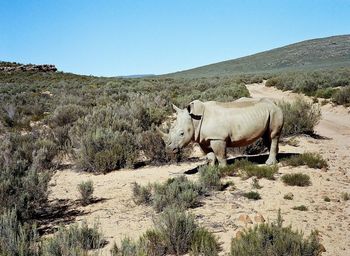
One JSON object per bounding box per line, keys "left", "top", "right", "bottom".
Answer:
{"left": 48, "top": 82, "right": 350, "bottom": 255}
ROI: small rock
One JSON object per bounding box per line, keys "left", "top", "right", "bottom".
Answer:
{"left": 254, "top": 213, "right": 265, "bottom": 223}
{"left": 238, "top": 214, "right": 253, "bottom": 225}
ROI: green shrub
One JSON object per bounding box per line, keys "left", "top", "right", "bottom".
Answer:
{"left": 43, "top": 221, "right": 103, "bottom": 255}
{"left": 278, "top": 98, "right": 321, "bottom": 136}
{"left": 315, "top": 87, "right": 338, "bottom": 99}
{"left": 138, "top": 129, "right": 173, "bottom": 164}
{"left": 112, "top": 237, "right": 138, "bottom": 256}
{"left": 283, "top": 153, "right": 328, "bottom": 169}
{"left": 73, "top": 128, "right": 138, "bottom": 173}
{"left": 230, "top": 210, "right": 322, "bottom": 256}
{"left": 77, "top": 180, "right": 94, "bottom": 205}
{"left": 243, "top": 191, "right": 261, "bottom": 200}
{"left": 282, "top": 173, "right": 311, "bottom": 187}
{"left": 190, "top": 227, "right": 220, "bottom": 256}
{"left": 137, "top": 229, "right": 167, "bottom": 256}
{"left": 198, "top": 166, "right": 222, "bottom": 191}
{"left": 132, "top": 182, "right": 152, "bottom": 205}
{"left": 332, "top": 86, "right": 350, "bottom": 106}
{"left": 292, "top": 205, "right": 308, "bottom": 211}
{"left": 155, "top": 207, "right": 197, "bottom": 255}
{"left": 50, "top": 104, "right": 87, "bottom": 127}
{"left": 153, "top": 176, "right": 203, "bottom": 212}
{"left": 0, "top": 209, "right": 40, "bottom": 256}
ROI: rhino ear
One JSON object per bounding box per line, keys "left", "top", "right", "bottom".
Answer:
{"left": 187, "top": 100, "right": 204, "bottom": 119}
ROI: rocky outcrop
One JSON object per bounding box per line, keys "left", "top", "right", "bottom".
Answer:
{"left": 0, "top": 63, "right": 57, "bottom": 72}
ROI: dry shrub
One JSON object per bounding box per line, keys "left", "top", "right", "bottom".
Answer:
{"left": 230, "top": 210, "right": 322, "bottom": 256}
{"left": 278, "top": 98, "right": 321, "bottom": 136}
{"left": 332, "top": 86, "right": 350, "bottom": 106}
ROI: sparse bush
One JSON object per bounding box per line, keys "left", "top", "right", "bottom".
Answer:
{"left": 153, "top": 176, "right": 203, "bottom": 212}
{"left": 190, "top": 227, "right": 220, "bottom": 256}
{"left": 113, "top": 237, "right": 138, "bottom": 256}
{"left": 198, "top": 166, "right": 222, "bottom": 191}
{"left": 341, "top": 192, "right": 350, "bottom": 201}
{"left": 155, "top": 207, "right": 197, "bottom": 255}
{"left": 50, "top": 104, "right": 87, "bottom": 127}
{"left": 243, "top": 191, "right": 261, "bottom": 200}
{"left": 283, "top": 152, "right": 328, "bottom": 169}
{"left": 43, "top": 221, "right": 103, "bottom": 255}
{"left": 230, "top": 210, "right": 322, "bottom": 256}
{"left": 132, "top": 182, "right": 152, "bottom": 205}
{"left": 137, "top": 229, "right": 167, "bottom": 256}
{"left": 78, "top": 180, "right": 94, "bottom": 205}
{"left": 0, "top": 209, "right": 40, "bottom": 256}
{"left": 292, "top": 205, "right": 308, "bottom": 211}
{"left": 315, "top": 87, "right": 338, "bottom": 99}
{"left": 278, "top": 98, "right": 321, "bottom": 136}
{"left": 332, "top": 86, "right": 350, "bottom": 106}
{"left": 282, "top": 173, "right": 311, "bottom": 187}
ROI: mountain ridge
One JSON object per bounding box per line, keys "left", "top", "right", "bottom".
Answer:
{"left": 165, "top": 34, "right": 350, "bottom": 78}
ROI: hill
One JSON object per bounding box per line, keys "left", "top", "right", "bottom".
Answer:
{"left": 166, "top": 35, "right": 350, "bottom": 78}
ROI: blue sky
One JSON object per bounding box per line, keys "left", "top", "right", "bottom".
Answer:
{"left": 1, "top": 0, "right": 349, "bottom": 76}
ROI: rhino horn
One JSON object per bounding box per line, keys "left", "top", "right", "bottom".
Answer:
{"left": 156, "top": 127, "right": 168, "bottom": 140}
{"left": 172, "top": 104, "right": 182, "bottom": 113}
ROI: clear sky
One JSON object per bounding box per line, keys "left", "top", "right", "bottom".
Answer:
{"left": 1, "top": 0, "right": 349, "bottom": 76}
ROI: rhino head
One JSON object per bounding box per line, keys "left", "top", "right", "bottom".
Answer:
{"left": 157, "top": 101, "right": 204, "bottom": 154}
{"left": 157, "top": 104, "right": 194, "bottom": 154}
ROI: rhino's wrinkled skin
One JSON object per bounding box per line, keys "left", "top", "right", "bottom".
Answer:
{"left": 159, "top": 98, "right": 284, "bottom": 166}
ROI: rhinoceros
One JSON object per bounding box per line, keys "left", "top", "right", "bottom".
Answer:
{"left": 157, "top": 98, "right": 284, "bottom": 166}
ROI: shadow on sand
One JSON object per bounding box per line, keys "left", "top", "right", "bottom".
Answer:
{"left": 184, "top": 152, "right": 300, "bottom": 175}
{"left": 35, "top": 197, "right": 109, "bottom": 235}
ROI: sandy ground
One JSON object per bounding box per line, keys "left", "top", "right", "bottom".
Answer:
{"left": 47, "top": 82, "right": 350, "bottom": 255}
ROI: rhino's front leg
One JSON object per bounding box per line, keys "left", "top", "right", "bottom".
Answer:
{"left": 210, "top": 140, "right": 227, "bottom": 167}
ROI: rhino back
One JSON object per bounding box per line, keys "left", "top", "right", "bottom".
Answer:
{"left": 200, "top": 99, "right": 274, "bottom": 144}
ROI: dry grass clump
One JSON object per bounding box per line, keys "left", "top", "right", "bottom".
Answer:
{"left": 220, "top": 159, "right": 278, "bottom": 180}
{"left": 243, "top": 191, "right": 261, "bottom": 200}
{"left": 230, "top": 210, "right": 322, "bottom": 256}
{"left": 198, "top": 166, "right": 223, "bottom": 191}
{"left": 281, "top": 173, "right": 311, "bottom": 187}
{"left": 283, "top": 152, "right": 328, "bottom": 169}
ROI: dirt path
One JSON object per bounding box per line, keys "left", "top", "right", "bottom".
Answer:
{"left": 48, "top": 82, "right": 350, "bottom": 255}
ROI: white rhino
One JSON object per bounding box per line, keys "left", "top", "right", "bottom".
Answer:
{"left": 158, "top": 98, "right": 284, "bottom": 166}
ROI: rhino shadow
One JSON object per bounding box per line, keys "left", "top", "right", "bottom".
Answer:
{"left": 184, "top": 152, "right": 299, "bottom": 175}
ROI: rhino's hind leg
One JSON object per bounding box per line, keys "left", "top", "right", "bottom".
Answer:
{"left": 210, "top": 140, "right": 227, "bottom": 167}
{"left": 265, "top": 137, "right": 279, "bottom": 165}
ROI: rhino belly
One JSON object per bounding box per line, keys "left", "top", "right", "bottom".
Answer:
{"left": 228, "top": 110, "right": 270, "bottom": 147}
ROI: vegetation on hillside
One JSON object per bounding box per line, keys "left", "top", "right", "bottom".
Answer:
{"left": 167, "top": 35, "right": 350, "bottom": 78}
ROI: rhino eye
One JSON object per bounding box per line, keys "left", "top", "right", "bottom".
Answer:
{"left": 180, "top": 131, "right": 184, "bottom": 137}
